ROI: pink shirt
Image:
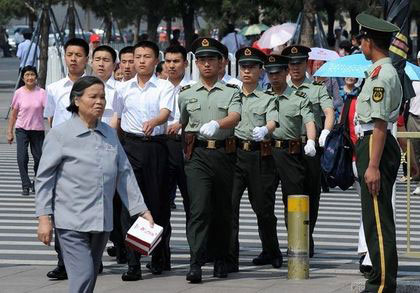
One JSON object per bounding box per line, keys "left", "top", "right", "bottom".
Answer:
{"left": 11, "top": 86, "right": 46, "bottom": 131}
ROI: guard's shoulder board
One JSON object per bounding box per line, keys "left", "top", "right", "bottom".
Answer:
{"left": 180, "top": 85, "right": 191, "bottom": 92}
{"left": 295, "top": 90, "right": 307, "bottom": 98}
{"left": 312, "top": 81, "right": 323, "bottom": 86}
{"left": 226, "top": 83, "right": 239, "bottom": 89}
{"left": 371, "top": 65, "right": 382, "bottom": 79}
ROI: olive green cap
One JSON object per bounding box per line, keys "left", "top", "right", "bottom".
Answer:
{"left": 191, "top": 37, "right": 224, "bottom": 57}
{"left": 235, "top": 47, "right": 267, "bottom": 65}
{"left": 356, "top": 13, "right": 399, "bottom": 40}
{"left": 281, "top": 45, "right": 311, "bottom": 64}
{"left": 264, "top": 54, "right": 289, "bottom": 73}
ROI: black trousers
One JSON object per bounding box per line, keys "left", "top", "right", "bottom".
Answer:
{"left": 229, "top": 149, "right": 280, "bottom": 266}
{"left": 121, "top": 136, "right": 170, "bottom": 268}
{"left": 15, "top": 128, "right": 44, "bottom": 189}
{"left": 109, "top": 194, "right": 125, "bottom": 256}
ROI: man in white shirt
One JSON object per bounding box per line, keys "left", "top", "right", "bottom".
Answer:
{"left": 44, "top": 38, "right": 88, "bottom": 128}
{"left": 16, "top": 30, "right": 39, "bottom": 69}
{"left": 43, "top": 37, "right": 89, "bottom": 281}
{"left": 118, "top": 46, "right": 136, "bottom": 82}
{"left": 115, "top": 40, "right": 174, "bottom": 280}
{"left": 219, "top": 44, "right": 242, "bottom": 87}
{"left": 221, "top": 24, "right": 247, "bottom": 54}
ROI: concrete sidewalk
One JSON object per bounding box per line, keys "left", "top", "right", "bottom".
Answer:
{"left": 0, "top": 264, "right": 360, "bottom": 293}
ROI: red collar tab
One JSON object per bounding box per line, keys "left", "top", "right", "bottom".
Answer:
{"left": 371, "top": 65, "right": 382, "bottom": 79}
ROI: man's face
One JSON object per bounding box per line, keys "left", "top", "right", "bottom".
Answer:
{"left": 360, "top": 38, "right": 372, "bottom": 60}
{"left": 195, "top": 56, "right": 222, "bottom": 79}
{"left": 288, "top": 61, "right": 307, "bottom": 81}
{"left": 165, "top": 52, "right": 187, "bottom": 81}
{"left": 120, "top": 53, "right": 135, "bottom": 80}
{"left": 267, "top": 68, "right": 288, "bottom": 88}
{"left": 92, "top": 50, "right": 115, "bottom": 81}
{"left": 134, "top": 47, "right": 159, "bottom": 76}
{"left": 65, "top": 45, "right": 88, "bottom": 76}
{"left": 239, "top": 63, "right": 261, "bottom": 85}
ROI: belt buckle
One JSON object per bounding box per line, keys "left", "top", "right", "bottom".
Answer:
{"left": 243, "top": 141, "right": 251, "bottom": 151}
{"left": 207, "top": 139, "right": 216, "bottom": 149}
{"left": 275, "top": 140, "right": 282, "bottom": 148}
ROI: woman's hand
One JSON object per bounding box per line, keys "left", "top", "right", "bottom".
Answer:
{"left": 140, "top": 211, "right": 154, "bottom": 228}
{"left": 7, "top": 132, "right": 13, "bottom": 144}
{"left": 37, "top": 215, "right": 53, "bottom": 246}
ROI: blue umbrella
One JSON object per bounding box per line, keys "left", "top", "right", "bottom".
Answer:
{"left": 314, "top": 53, "right": 420, "bottom": 81}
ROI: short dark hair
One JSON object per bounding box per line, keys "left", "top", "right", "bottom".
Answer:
{"left": 119, "top": 46, "right": 134, "bottom": 60}
{"left": 67, "top": 76, "right": 104, "bottom": 113}
{"left": 156, "top": 61, "right": 165, "bottom": 74}
{"left": 93, "top": 45, "right": 117, "bottom": 63}
{"left": 64, "top": 38, "right": 89, "bottom": 57}
{"left": 164, "top": 45, "right": 187, "bottom": 61}
{"left": 372, "top": 36, "right": 393, "bottom": 52}
{"left": 23, "top": 32, "right": 32, "bottom": 40}
{"left": 134, "top": 41, "right": 159, "bottom": 59}
{"left": 21, "top": 65, "right": 38, "bottom": 79}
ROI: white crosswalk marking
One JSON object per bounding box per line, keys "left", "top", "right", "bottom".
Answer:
{"left": 0, "top": 144, "right": 420, "bottom": 277}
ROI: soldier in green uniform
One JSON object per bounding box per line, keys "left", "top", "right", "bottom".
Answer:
{"left": 227, "top": 47, "right": 281, "bottom": 272}
{"left": 281, "top": 45, "right": 334, "bottom": 257}
{"left": 179, "top": 37, "right": 241, "bottom": 283}
{"left": 355, "top": 14, "right": 401, "bottom": 293}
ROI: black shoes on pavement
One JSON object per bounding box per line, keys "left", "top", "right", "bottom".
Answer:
{"left": 121, "top": 265, "right": 142, "bottom": 281}
{"left": 252, "top": 251, "right": 283, "bottom": 268}
{"left": 46, "top": 266, "right": 67, "bottom": 280}
{"left": 186, "top": 265, "right": 202, "bottom": 283}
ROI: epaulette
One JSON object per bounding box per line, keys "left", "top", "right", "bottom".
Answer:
{"left": 226, "top": 83, "right": 239, "bottom": 89}
{"left": 295, "top": 90, "right": 307, "bottom": 98}
{"left": 312, "top": 81, "right": 323, "bottom": 86}
{"left": 180, "top": 85, "right": 191, "bottom": 92}
{"left": 371, "top": 65, "right": 382, "bottom": 79}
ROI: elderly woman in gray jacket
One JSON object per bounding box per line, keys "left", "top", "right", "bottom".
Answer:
{"left": 35, "top": 76, "right": 153, "bottom": 293}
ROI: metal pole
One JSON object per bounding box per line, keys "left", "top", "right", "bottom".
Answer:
{"left": 287, "top": 195, "right": 309, "bottom": 280}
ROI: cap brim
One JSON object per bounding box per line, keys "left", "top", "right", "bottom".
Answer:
{"left": 289, "top": 58, "right": 307, "bottom": 64}
{"left": 238, "top": 59, "right": 263, "bottom": 66}
{"left": 265, "top": 66, "right": 287, "bottom": 73}
{"left": 195, "top": 49, "right": 222, "bottom": 57}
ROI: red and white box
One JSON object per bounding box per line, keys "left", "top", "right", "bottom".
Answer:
{"left": 125, "top": 217, "right": 163, "bottom": 256}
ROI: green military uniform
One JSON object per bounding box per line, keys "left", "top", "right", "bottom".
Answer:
{"left": 229, "top": 47, "right": 281, "bottom": 270}
{"left": 178, "top": 37, "right": 241, "bottom": 282}
{"left": 282, "top": 45, "right": 334, "bottom": 256}
{"left": 355, "top": 14, "right": 401, "bottom": 293}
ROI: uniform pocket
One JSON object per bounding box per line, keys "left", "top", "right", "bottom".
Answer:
{"left": 252, "top": 107, "right": 267, "bottom": 126}
{"left": 187, "top": 102, "right": 201, "bottom": 112}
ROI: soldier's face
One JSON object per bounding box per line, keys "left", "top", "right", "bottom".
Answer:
{"left": 120, "top": 53, "right": 135, "bottom": 80}
{"left": 196, "top": 56, "right": 222, "bottom": 78}
{"left": 165, "top": 52, "right": 187, "bottom": 81}
{"left": 267, "top": 68, "right": 288, "bottom": 88}
{"left": 288, "top": 61, "right": 307, "bottom": 81}
{"left": 239, "top": 64, "right": 261, "bottom": 85}
{"left": 92, "top": 50, "right": 115, "bottom": 81}
{"left": 134, "top": 47, "right": 159, "bottom": 76}
{"left": 65, "top": 45, "right": 88, "bottom": 76}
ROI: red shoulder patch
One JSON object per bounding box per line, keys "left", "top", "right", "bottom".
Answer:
{"left": 371, "top": 65, "right": 382, "bottom": 79}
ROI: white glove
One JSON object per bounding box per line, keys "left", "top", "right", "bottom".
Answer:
{"left": 304, "top": 139, "right": 316, "bottom": 157}
{"left": 318, "top": 129, "right": 330, "bottom": 148}
{"left": 199, "top": 120, "right": 220, "bottom": 137}
{"left": 252, "top": 126, "right": 268, "bottom": 142}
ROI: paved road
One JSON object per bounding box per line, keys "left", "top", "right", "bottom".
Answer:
{"left": 0, "top": 143, "right": 420, "bottom": 293}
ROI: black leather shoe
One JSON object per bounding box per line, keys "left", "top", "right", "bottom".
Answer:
{"left": 271, "top": 254, "right": 283, "bottom": 268}
{"left": 213, "top": 260, "right": 228, "bottom": 278}
{"left": 22, "top": 188, "right": 30, "bottom": 196}
{"left": 107, "top": 246, "right": 116, "bottom": 257}
{"left": 46, "top": 266, "right": 67, "bottom": 280}
{"left": 121, "top": 266, "right": 142, "bottom": 281}
{"left": 226, "top": 262, "right": 239, "bottom": 273}
{"left": 186, "top": 265, "right": 202, "bottom": 283}
{"left": 148, "top": 261, "right": 163, "bottom": 275}
{"left": 252, "top": 251, "right": 271, "bottom": 265}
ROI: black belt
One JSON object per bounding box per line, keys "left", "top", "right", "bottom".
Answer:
{"left": 167, "top": 134, "right": 182, "bottom": 141}
{"left": 362, "top": 130, "right": 392, "bottom": 136}
{"left": 237, "top": 139, "right": 261, "bottom": 151}
{"left": 195, "top": 139, "right": 225, "bottom": 149}
{"left": 123, "top": 132, "right": 166, "bottom": 142}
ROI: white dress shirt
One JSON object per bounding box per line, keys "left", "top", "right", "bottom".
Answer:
{"left": 16, "top": 39, "right": 39, "bottom": 68}
{"left": 102, "top": 77, "right": 121, "bottom": 125}
{"left": 116, "top": 75, "right": 175, "bottom": 136}
{"left": 221, "top": 73, "right": 242, "bottom": 87}
{"left": 410, "top": 81, "right": 420, "bottom": 116}
{"left": 44, "top": 75, "right": 84, "bottom": 128}
{"left": 167, "top": 75, "right": 196, "bottom": 127}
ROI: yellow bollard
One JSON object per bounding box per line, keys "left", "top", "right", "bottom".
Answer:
{"left": 287, "top": 195, "right": 309, "bottom": 280}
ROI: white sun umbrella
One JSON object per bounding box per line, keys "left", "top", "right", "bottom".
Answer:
{"left": 257, "top": 23, "right": 297, "bottom": 49}
{"left": 308, "top": 47, "right": 340, "bottom": 61}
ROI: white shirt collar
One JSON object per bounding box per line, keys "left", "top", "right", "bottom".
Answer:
{"left": 129, "top": 74, "right": 159, "bottom": 89}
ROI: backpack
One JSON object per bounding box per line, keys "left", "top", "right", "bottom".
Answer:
{"left": 321, "top": 98, "right": 355, "bottom": 190}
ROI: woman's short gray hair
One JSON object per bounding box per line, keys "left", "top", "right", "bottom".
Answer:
{"left": 67, "top": 76, "right": 104, "bottom": 113}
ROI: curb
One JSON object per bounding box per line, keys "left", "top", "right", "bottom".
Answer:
{"left": 352, "top": 279, "right": 420, "bottom": 292}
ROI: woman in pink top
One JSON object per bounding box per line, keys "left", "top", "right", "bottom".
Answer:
{"left": 7, "top": 66, "right": 46, "bottom": 196}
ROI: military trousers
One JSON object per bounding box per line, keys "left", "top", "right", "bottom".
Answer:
{"left": 301, "top": 150, "right": 322, "bottom": 252}
{"left": 185, "top": 146, "right": 235, "bottom": 266}
{"left": 272, "top": 148, "right": 305, "bottom": 228}
{"left": 229, "top": 148, "right": 280, "bottom": 266}
{"left": 356, "top": 133, "right": 399, "bottom": 293}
